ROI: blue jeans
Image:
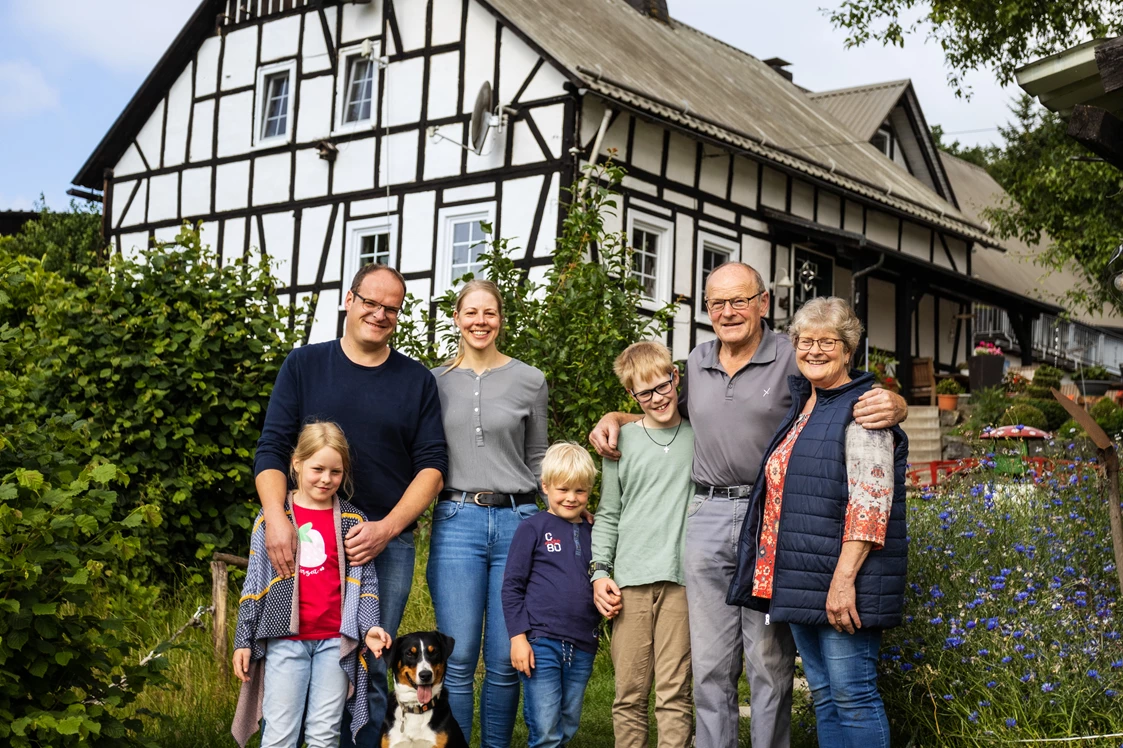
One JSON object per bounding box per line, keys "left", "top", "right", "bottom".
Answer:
{"left": 342, "top": 530, "right": 416, "bottom": 748}
{"left": 427, "top": 498, "right": 538, "bottom": 746}
{"left": 789, "top": 623, "right": 890, "bottom": 748}
{"left": 261, "top": 637, "right": 349, "bottom": 748}
{"left": 520, "top": 637, "right": 595, "bottom": 748}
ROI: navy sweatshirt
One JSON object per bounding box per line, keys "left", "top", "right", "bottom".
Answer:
{"left": 254, "top": 341, "right": 448, "bottom": 527}
{"left": 502, "top": 511, "right": 601, "bottom": 654}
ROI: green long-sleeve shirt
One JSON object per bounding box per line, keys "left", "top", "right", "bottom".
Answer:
{"left": 590, "top": 419, "right": 695, "bottom": 588}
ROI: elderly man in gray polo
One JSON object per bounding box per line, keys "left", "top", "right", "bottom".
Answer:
{"left": 591, "top": 261, "right": 906, "bottom": 748}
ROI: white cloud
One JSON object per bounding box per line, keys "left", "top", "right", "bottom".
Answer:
{"left": 0, "top": 60, "right": 60, "bottom": 118}
{"left": 13, "top": 0, "right": 198, "bottom": 74}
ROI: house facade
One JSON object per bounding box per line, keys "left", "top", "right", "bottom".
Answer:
{"left": 74, "top": 0, "right": 1058, "bottom": 393}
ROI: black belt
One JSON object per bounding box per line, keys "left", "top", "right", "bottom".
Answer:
{"left": 439, "top": 489, "right": 539, "bottom": 507}
{"left": 701, "top": 484, "right": 754, "bottom": 498}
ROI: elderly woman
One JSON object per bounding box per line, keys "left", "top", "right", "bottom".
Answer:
{"left": 727, "top": 296, "right": 907, "bottom": 748}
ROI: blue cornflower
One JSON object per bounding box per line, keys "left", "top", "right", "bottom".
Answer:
{"left": 1089, "top": 670, "right": 1100, "bottom": 679}
{"left": 1001, "top": 657, "right": 1012, "bottom": 664}
{"left": 1006, "top": 718, "right": 1017, "bottom": 729}
{"left": 987, "top": 681, "right": 997, "bottom": 688}
{"left": 968, "top": 711, "right": 979, "bottom": 723}
{"left": 943, "top": 694, "right": 954, "bottom": 701}
{"left": 1042, "top": 683, "right": 1055, "bottom": 693}
{"left": 1106, "top": 689, "right": 1117, "bottom": 698}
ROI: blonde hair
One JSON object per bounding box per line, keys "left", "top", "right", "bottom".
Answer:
{"left": 290, "top": 421, "right": 354, "bottom": 499}
{"left": 613, "top": 340, "right": 674, "bottom": 391}
{"left": 442, "top": 279, "right": 504, "bottom": 373}
{"left": 540, "top": 441, "right": 597, "bottom": 490}
{"left": 788, "top": 297, "right": 863, "bottom": 354}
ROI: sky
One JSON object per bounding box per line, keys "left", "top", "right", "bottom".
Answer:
{"left": 0, "top": 0, "right": 1018, "bottom": 212}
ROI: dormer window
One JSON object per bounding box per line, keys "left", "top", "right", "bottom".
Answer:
{"left": 253, "top": 60, "right": 297, "bottom": 147}
{"left": 871, "top": 126, "right": 893, "bottom": 158}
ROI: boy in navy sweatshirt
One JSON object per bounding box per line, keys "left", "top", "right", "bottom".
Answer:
{"left": 502, "top": 442, "right": 601, "bottom": 748}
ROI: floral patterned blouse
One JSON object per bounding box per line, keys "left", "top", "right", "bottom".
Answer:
{"left": 752, "top": 416, "right": 895, "bottom": 599}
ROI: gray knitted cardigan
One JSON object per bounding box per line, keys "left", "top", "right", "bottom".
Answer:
{"left": 231, "top": 496, "right": 381, "bottom": 747}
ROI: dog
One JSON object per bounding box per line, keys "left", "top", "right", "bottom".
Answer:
{"left": 381, "top": 631, "right": 468, "bottom": 748}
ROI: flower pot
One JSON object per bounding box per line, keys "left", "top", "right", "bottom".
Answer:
{"left": 937, "top": 394, "right": 958, "bottom": 411}
{"left": 1078, "top": 379, "right": 1114, "bottom": 397}
{"left": 969, "top": 355, "right": 1004, "bottom": 392}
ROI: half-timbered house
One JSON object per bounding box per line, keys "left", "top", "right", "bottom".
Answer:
{"left": 73, "top": 0, "right": 1067, "bottom": 394}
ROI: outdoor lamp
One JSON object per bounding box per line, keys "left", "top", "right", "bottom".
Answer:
{"left": 1110, "top": 242, "right": 1123, "bottom": 298}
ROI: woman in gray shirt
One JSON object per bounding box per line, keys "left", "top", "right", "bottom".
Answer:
{"left": 428, "top": 279, "right": 549, "bottom": 746}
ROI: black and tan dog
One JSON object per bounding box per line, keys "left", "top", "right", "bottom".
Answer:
{"left": 381, "top": 631, "right": 468, "bottom": 748}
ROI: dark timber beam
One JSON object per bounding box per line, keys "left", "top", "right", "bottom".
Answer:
{"left": 895, "top": 278, "right": 914, "bottom": 398}
{"left": 1008, "top": 310, "right": 1036, "bottom": 366}
{"left": 1067, "top": 105, "right": 1123, "bottom": 171}
{"left": 1095, "top": 37, "right": 1123, "bottom": 95}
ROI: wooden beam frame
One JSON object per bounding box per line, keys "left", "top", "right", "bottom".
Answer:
{"left": 1095, "top": 36, "right": 1123, "bottom": 95}
{"left": 1067, "top": 104, "right": 1123, "bottom": 170}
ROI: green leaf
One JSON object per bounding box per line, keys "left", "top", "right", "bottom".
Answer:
{"left": 88, "top": 463, "right": 116, "bottom": 483}
{"left": 31, "top": 602, "right": 58, "bottom": 615}
{"left": 55, "top": 716, "right": 82, "bottom": 735}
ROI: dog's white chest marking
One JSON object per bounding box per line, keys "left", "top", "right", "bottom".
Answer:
{"left": 385, "top": 707, "right": 438, "bottom": 748}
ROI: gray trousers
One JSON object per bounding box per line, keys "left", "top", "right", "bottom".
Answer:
{"left": 684, "top": 492, "right": 796, "bottom": 748}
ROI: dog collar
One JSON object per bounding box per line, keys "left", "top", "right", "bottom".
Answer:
{"left": 400, "top": 702, "right": 433, "bottom": 714}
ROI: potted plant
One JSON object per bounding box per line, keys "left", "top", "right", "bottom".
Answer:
{"left": 969, "top": 340, "right": 1005, "bottom": 391}
{"left": 936, "top": 378, "right": 964, "bottom": 410}
{"left": 865, "top": 348, "right": 900, "bottom": 392}
{"left": 1078, "top": 364, "right": 1115, "bottom": 397}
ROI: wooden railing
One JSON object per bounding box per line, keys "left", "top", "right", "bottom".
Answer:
{"left": 211, "top": 552, "right": 248, "bottom": 679}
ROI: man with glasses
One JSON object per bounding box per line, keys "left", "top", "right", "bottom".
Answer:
{"left": 590, "top": 262, "right": 905, "bottom": 748}
{"left": 254, "top": 263, "right": 448, "bottom": 747}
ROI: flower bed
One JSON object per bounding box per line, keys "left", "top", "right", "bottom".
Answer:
{"left": 880, "top": 458, "right": 1122, "bottom": 743}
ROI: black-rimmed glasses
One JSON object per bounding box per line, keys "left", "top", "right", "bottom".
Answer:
{"left": 795, "top": 337, "right": 843, "bottom": 352}
{"left": 351, "top": 290, "right": 402, "bottom": 318}
{"left": 631, "top": 375, "right": 676, "bottom": 403}
{"left": 704, "top": 291, "right": 764, "bottom": 313}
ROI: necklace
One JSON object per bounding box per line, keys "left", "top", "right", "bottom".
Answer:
{"left": 640, "top": 418, "right": 683, "bottom": 453}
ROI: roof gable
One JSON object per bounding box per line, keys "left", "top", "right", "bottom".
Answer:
{"left": 808, "top": 80, "right": 910, "bottom": 141}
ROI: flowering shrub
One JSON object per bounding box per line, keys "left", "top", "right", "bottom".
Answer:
{"left": 879, "top": 460, "right": 1122, "bottom": 743}
{"left": 974, "top": 341, "right": 1004, "bottom": 356}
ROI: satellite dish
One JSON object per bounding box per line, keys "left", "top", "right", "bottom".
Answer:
{"left": 470, "top": 81, "right": 494, "bottom": 155}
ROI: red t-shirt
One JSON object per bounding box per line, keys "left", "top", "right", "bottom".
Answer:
{"left": 287, "top": 504, "right": 342, "bottom": 640}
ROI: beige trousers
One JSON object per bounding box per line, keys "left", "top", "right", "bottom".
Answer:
{"left": 610, "top": 581, "right": 693, "bottom": 748}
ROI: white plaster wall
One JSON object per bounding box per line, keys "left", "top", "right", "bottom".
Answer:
{"left": 400, "top": 190, "right": 437, "bottom": 275}
{"left": 916, "top": 294, "right": 935, "bottom": 359}
{"left": 932, "top": 238, "right": 953, "bottom": 270}
{"left": 294, "top": 148, "right": 329, "bottom": 200}
{"left": 384, "top": 57, "right": 425, "bottom": 128}
{"left": 112, "top": 179, "right": 135, "bottom": 226}
{"left": 262, "top": 211, "right": 295, "bottom": 284}
{"left": 164, "top": 66, "right": 193, "bottom": 167}
{"left": 532, "top": 172, "right": 560, "bottom": 260}
{"left": 818, "top": 191, "right": 841, "bottom": 228}
{"left": 519, "top": 60, "right": 568, "bottom": 104}
{"left": 466, "top": 127, "right": 505, "bottom": 173}
{"left": 221, "top": 26, "right": 258, "bottom": 91}
{"left": 730, "top": 157, "right": 758, "bottom": 209}
{"left": 843, "top": 200, "right": 863, "bottom": 233}
{"left": 136, "top": 99, "right": 164, "bottom": 168}
{"left": 432, "top": 0, "right": 464, "bottom": 45}
{"left": 939, "top": 298, "right": 964, "bottom": 366}
{"left": 297, "top": 205, "right": 333, "bottom": 286}
{"left": 867, "top": 277, "right": 896, "bottom": 351}
{"left": 114, "top": 144, "right": 146, "bottom": 178}
{"left": 424, "top": 130, "right": 464, "bottom": 181}
{"left": 396, "top": 0, "right": 427, "bottom": 51}
{"left": 340, "top": 1, "right": 379, "bottom": 46}
{"left": 671, "top": 212, "right": 694, "bottom": 299}
{"left": 197, "top": 220, "right": 218, "bottom": 257}
{"left": 195, "top": 36, "right": 220, "bottom": 97}
{"left": 121, "top": 180, "right": 147, "bottom": 228}
{"left": 261, "top": 15, "right": 300, "bottom": 62}
{"left": 760, "top": 167, "right": 786, "bottom": 210}
{"left": 699, "top": 153, "right": 728, "bottom": 199}
{"left": 742, "top": 234, "right": 771, "bottom": 285}
{"left": 532, "top": 103, "right": 565, "bottom": 159}
{"left": 334, "top": 137, "right": 376, "bottom": 193}
{"left": 153, "top": 226, "right": 180, "bottom": 244}
{"left": 500, "top": 174, "right": 544, "bottom": 261}
{"left": 631, "top": 119, "right": 663, "bottom": 175}
{"left": 702, "top": 203, "right": 735, "bottom": 224}
{"left": 181, "top": 167, "right": 212, "bottom": 218}
{"left": 189, "top": 100, "right": 214, "bottom": 161}
{"left": 901, "top": 221, "right": 931, "bottom": 262}
{"left": 866, "top": 210, "right": 898, "bottom": 249}
{"left": 427, "top": 51, "right": 460, "bottom": 121}
{"left": 215, "top": 161, "right": 250, "bottom": 211}
{"left": 672, "top": 302, "right": 692, "bottom": 362}
{"left": 216, "top": 91, "right": 253, "bottom": 158}
{"left": 297, "top": 76, "right": 334, "bottom": 142}
{"left": 945, "top": 237, "right": 968, "bottom": 273}
{"left": 597, "top": 107, "right": 628, "bottom": 158}
{"left": 323, "top": 212, "right": 344, "bottom": 284}
{"left": 462, "top": 1, "right": 496, "bottom": 115}
{"left": 253, "top": 152, "right": 292, "bottom": 205}
{"left": 442, "top": 184, "right": 492, "bottom": 204}
{"left": 791, "top": 180, "right": 814, "bottom": 221}
{"left": 308, "top": 289, "right": 341, "bottom": 344}
{"left": 302, "top": 8, "right": 333, "bottom": 73}
{"left": 621, "top": 175, "right": 657, "bottom": 196}
{"left": 511, "top": 119, "right": 544, "bottom": 167}
{"left": 665, "top": 132, "right": 695, "bottom": 186}
{"left": 147, "top": 173, "right": 179, "bottom": 223}
{"left": 119, "top": 231, "right": 149, "bottom": 261}
{"left": 381, "top": 130, "right": 419, "bottom": 185}
{"left": 498, "top": 28, "right": 540, "bottom": 106}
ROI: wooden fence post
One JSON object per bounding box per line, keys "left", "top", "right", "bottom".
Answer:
{"left": 211, "top": 552, "right": 249, "bottom": 679}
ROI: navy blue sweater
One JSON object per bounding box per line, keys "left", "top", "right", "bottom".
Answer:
{"left": 254, "top": 341, "right": 448, "bottom": 527}
{"left": 502, "top": 512, "right": 601, "bottom": 654}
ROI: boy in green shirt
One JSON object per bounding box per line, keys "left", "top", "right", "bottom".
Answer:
{"left": 590, "top": 340, "right": 694, "bottom": 748}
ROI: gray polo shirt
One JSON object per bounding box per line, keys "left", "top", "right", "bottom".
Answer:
{"left": 682, "top": 324, "right": 799, "bottom": 487}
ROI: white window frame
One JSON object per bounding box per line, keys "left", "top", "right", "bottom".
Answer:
{"left": 626, "top": 210, "right": 673, "bottom": 310}
{"left": 334, "top": 43, "right": 381, "bottom": 135}
{"left": 435, "top": 202, "right": 496, "bottom": 296}
{"left": 695, "top": 230, "right": 738, "bottom": 321}
{"left": 253, "top": 59, "right": 298, "bottom": 148}
{"left": 341, "top": 215, "right": 400, "bottom": 307}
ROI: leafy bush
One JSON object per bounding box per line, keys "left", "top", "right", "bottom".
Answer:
{"left": 937, "top": 378, "right": 964, "bottom": 395}
{"left": 1024, "top": 398, "right": 1069, "bottom": 432}
{"left": 3, "top": 220, "right": 304, "bottom": 573}
{"left": 396, "top": 160, "right": 676, "bottom": 451}
{"left": 880, "top": 464, "right": 1122, "bottom": 743}
{"left": 1027, "top": 364, "right": 1063, "bottom": 399}
{"left": 1080, "top": 364, "right": 1112, "bottom": 381}
{"left": 968, "top": 386, "right": 1011, "bottom": 429}
{"left": 1089, "top": 396, "right": 1120, "bottom": 422}
{"left": 999, "top": 403, "right": 1047, "bottom": 430}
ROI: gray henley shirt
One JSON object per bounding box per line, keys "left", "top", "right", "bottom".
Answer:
{"left": 432, "top": 358, "right": 549, "bottom": 495}
{"left": 682, "top": 323, "right": 800, "bottom": 488}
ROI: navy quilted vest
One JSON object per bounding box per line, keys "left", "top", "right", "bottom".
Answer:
{"left": 726, "top": 372, "right": 909, "bottom": 629}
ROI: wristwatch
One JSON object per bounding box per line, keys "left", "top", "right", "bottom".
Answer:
{"left": 588, "top": 561, "right": 613, "bottom": 578}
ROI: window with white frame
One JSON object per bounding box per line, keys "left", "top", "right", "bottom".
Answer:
{"left": 436, "top": 203, "right": 495, "bottom": 293}
{"left": 696, "top": 232, "right": 737, "bottom": 318}
{"left": 336, "top": 44, "right": 380, "bottom": 132}
{"left": 344, "top": 216, "right": 399, "bottom": 302}
{"left": 254, "top": 60, "right": 297, "bottom": 147}
{"left": 626, "top": 212, "right": 673, "bottom": 304}
{"left": 701, "top": 242, "right": 731, "bottom": 289}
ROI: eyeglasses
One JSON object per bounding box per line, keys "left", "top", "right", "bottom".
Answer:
{"left": 351, "top": 290, "right": 402, "bottom": 318}
{"left": 795, "top": 337, "right": 843, "bottom": 352}
{"left": 705, "top": 291, "right": 764, "bottom": 313}
{"left": 631, "top": 375, "right": 676, "bottom": 403}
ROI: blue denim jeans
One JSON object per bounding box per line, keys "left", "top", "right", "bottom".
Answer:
{"left": 341, "top": 530, "right": 416, "bottom": 748}
{"left": 789, "top": 623, "right": 890, "bottom": 748}
{"left": 427, "top": 498, "right": 538, "bottom": 746}
{"left": 520, "top": 637, "right": 595, "bottom": 748}
{"left": 261, "top": 637, "right": 349, "bottom": 748}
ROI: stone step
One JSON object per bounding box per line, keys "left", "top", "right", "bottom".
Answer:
{"left": 902, "top": 426, "right": 941, "bottom": 440}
